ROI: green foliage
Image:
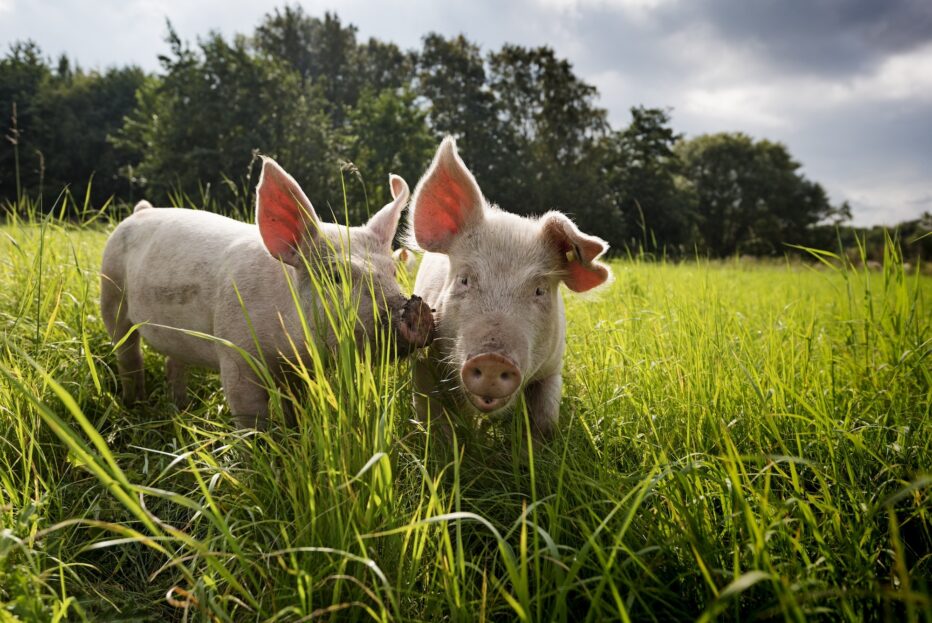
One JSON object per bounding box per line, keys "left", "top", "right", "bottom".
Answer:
{"left": 487, "top": 44, "right": 609, "bottom": 233}
{"left": 0, "top": 41, "right": 49, "bottom": 203}
{"left": 1, "top": 10, "right": 928, "bottom": 259}
{"left": 0, "top": 41, "right": 145, "bottom": 209}
{"left": 256, "top": 9, "right": 368, "bottom": 125}
{"left": 343, "top": 87, "right": 434, "bottom": 221}
{"left": 112, "top": 24, "right": 338, "bottom": 212}
{"left": 599, "top": 106, "right": 692, "bottom": 253}
{"left": 676, "top": 132, "right": 846, "bottom": 256}
{"left": 416, "top": 33, "right": 511, "bottom": 194}
{"left": 0, "top": 211, "right": 929, "bottom": 621}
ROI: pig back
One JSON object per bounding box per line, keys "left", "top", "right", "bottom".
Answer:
{"left": 105, "top": 208, "right": 262, "bottom": 368}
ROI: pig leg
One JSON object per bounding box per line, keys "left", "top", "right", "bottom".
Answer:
{"left": 100, "top": 275, "right": 146, "bottom": 404}
{"left": 218, "top": 352, "right": 270, "bottom": 430}
{"left": 165, "top": 357, "right": 189, "bottom": 409}
{"left": 523, "top": 374, "right": 562, "bottom": 440}
{"left": 115, "top": 331, "right": 145, "bottom": 404}
{"left": 413, "top": 357, "right": 452, "bottom": 436}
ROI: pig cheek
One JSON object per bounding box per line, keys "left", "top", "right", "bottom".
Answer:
{"left": 528, "top": 296, "right": 559, "bottom": 369}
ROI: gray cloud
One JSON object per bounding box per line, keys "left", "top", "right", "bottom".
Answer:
{"left": 671, "top": 0, "right": 932, "bottom": 76}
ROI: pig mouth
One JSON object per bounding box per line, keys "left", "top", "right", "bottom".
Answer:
{"left": 464, "top": 392, "right": 512, "bottom": 413}
{"left": 393, "top": 295, "right": 436, "bottom": 351}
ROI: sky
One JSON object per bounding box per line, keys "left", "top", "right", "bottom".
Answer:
{"left": 2, "top": 0, "right": 931, "bottom": 226}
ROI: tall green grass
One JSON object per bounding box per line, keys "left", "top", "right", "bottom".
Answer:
{"left": 0, "top": 208, "right": 929, "bottom": 621}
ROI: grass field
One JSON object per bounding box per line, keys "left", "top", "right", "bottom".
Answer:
{"left": 0, "top": 214, "right": 930, "bottom": 622}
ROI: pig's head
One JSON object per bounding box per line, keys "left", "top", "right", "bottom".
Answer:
{"left": 409, "top": 137, "right": 610, "bottom": 413}
{"left": 255, "top": 157, "right": 434, "bottom": 354}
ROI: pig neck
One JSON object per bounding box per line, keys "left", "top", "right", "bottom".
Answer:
{"left": 262, "top": 262, "right": 329, "bottom": 362}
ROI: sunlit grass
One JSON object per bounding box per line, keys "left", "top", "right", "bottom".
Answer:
{"left": 0, "top": 210, "right": 930, "bottom": 622}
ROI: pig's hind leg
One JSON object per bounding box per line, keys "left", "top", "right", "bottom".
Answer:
{"left": 166, "top": 358, "right": 189, "bottom": 409}
{"left": 100, "top": 274, "right": 146, "bottom": 404}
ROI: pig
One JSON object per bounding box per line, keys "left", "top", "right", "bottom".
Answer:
{"left": 100, "top": 157, "right": 434, "bottom": 428}
{"left": 392, "top": 247, "right": 417, "bottom": 273}
{"left": 408, "top": 137, "right": 611, "bottom": 440}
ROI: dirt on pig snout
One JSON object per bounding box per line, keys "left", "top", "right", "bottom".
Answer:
{"left": 392, "top": 294, "right": 436, "bottom": 356}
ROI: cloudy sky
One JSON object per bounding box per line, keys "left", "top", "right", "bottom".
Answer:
{"left": 2, "top": 0, "right": 931, "bottom": 225}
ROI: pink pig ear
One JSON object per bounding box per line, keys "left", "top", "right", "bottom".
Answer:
{"left": 541, "top": 212, "right": 611, "bottom": 293}
{"left": 366, "top": 174, "right": 410, "bottom": 249}
{"left": 409, "top": 137, "right": 485, "bottom": 253}
{"left": 256, "top": 157, "right": 320, "bottom": 266}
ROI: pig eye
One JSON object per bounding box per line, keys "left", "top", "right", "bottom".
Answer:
{"left": 535, "top": 286, "right": 546, "bottom": 296}
{"left": 459, "top": 276, "right": 469, "bottom": 287}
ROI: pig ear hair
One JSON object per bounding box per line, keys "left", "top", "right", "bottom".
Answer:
{"left": 541, "top": 212, "right": 611, "bottom": 293}
{"left": 367, "top": 174, "right": 410, "bottom": 249}
{"left": 256, "top": 157, "right": 320, "bottom": 266}
{"left": 409, "top": 136, "right": 485, "bottom": 253}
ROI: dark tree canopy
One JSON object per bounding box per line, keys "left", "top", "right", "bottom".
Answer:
{"left": 676, "top": 133, "right": 845, "bottom": 256}
{"left": 2, "top": 8, "right": 923, "bottom": 259}
{"left": 1, "top": 41, "right": 146, "bottom": 207}
{"left": 598, "top": 107, "right": 692, "bottom": 252}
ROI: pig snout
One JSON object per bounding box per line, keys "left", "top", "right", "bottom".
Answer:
{"left": 461, "top": 353, "right": 522, "bottom": 412}
{"left": 395, "top": 295, "right": 435, "bottom": 350}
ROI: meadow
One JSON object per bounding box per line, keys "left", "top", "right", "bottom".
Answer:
{"left": 0, "top": 211, "right": 929, "bottom": 622}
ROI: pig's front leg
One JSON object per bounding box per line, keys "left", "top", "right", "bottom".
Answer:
{"left": 219, "top": 352, "right": 270, "bottom": 430}
{"left": 523, "top": 374, "right": 562, "bottom": 440}
{"left": 413, "top": 356, "right": 452, "bottom": 436}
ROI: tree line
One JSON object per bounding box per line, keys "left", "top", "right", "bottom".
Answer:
{"left": 2, "top": 5, "right": 929, "bottom": 259}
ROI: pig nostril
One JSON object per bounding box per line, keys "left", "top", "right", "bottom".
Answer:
{"left": 470, "top": 368, "right": 482, "bottom": 379}
{"left": 500, "top": 372, "right": 511, "bottom": 381}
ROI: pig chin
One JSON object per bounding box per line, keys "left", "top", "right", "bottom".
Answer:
{"left": 463, "top": 390, "right": 517, "bottom": 414}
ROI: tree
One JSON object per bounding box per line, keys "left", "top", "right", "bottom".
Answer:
{"left": 356, "top": 39, "right": 417, "bottom": 95}
{"left": 416, "top": 33, "right": 512, "bottom": 200}
{"left": 489, "top": 45, "right": 606, "bottom": 161}
{"left": 0, "top": 41, "right": 50, "bottom": 205}
{"left": 344, "top": 87, "right": 433, "bottom": 223}
{"left": 486, "top": 44, "right": 610, "bottom": 238}
{"left": 35, "top": 64, "right": 146, "bottom": 206}
{"left": 113, "top": 25, "right": 338, "bottom": 210}
{"left": 0, "top": 42, "right": 144, "bottom": 210}
{"left": 599, "top": 107, "right": 692, "bottom": 252}
{"left": 254, "top": 8, "right": 362, "bottom": 125}
{"left": 676, "top": 133, "right": 844, "bottom": 256}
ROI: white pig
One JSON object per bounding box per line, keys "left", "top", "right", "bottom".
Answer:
{"left": 100, "top": 157, "right": 434, "bottom": 427}
{"left": 408, "top": 137, "right": 610, "bottom": 439}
